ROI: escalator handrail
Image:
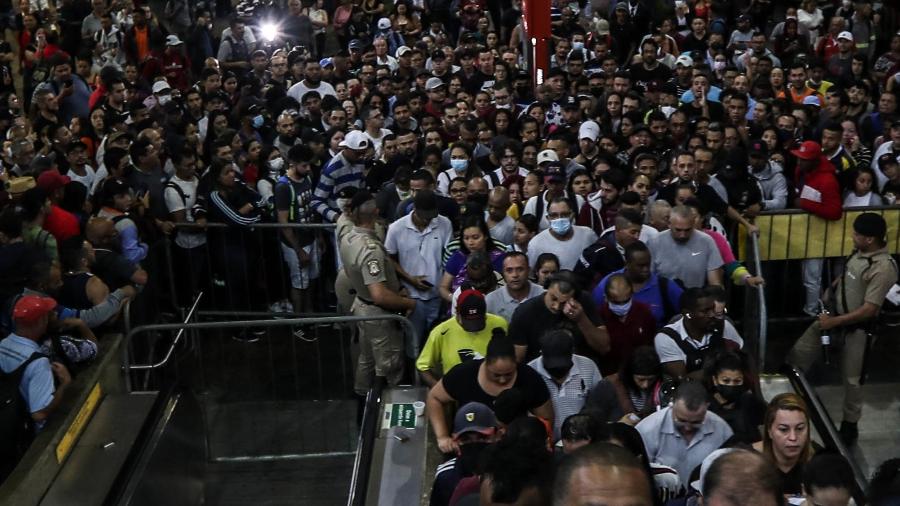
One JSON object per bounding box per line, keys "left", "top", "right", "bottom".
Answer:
{"left": 347, "top": 380, "right": 385, "bottom": 506}
{"left": 748, "top": 232, "right": 768, "bottom": 371}
{"left": 780, "top": 364, "right": 868, "bottom": 505}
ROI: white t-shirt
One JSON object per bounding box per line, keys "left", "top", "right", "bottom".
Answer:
{"left": 654, "top": 317, "right": 743, "bottom": 365}
{"left": 287, "top": 80, "right": 337, "bottom": 105}
{"left": 66, "top": 165, "right": 97, "bottom": 195}
{"left": 164, "top": 175, "right": 206, "bottom": 249}
{"left": 526, "top": 225, "right": 598, "bottom": 270}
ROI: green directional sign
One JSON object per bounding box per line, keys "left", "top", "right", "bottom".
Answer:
{"left": 383, "top": 403, "right": 417, "bottom": 429}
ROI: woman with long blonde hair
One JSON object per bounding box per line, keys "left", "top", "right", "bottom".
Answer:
{"left": 753, "top": 393, "right": 815, "bottom": 496}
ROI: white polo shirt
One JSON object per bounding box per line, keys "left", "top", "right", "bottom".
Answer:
{"left": 385, "top": 212, "right": 453, "bottom": 300}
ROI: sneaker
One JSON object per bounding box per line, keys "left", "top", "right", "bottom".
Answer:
{"left": 839, "top": 421, "right": 858, "bottom": 446}
{"left": 268, "top": 301, "right": 283, "bottom": 313}
{"left": 231, "top": 329, "right": 260, "bottom": 343}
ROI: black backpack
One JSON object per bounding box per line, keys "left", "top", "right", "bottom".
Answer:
{"left": 0, "top": 352, "right": 45, "bottom": 478}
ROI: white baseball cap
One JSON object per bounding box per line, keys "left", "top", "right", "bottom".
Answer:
{"left": 837, "top": 31, "right": 854, "bottom": 41}
{"left": 165, "top": 34, "right": 184, "bottom": 46}
{"left": 377, "top": 17, "right": 392, "bottom": 30}
{"left": 339, "top": 130, "right": 370, "bottom": 150}
{"left": 152, "top": 80, "right": 171, "bottom": 94}
{"left": 579, "top": 120, "right": 600, "bottom": 142}
{"left": 675, "top": 54, "right": 694, "bottom": 67}
{"left": 537, "top": 149, "right": 559, "bottom": 164}
{"left": 396, "top": 46, "right": 412, "bottom": 57}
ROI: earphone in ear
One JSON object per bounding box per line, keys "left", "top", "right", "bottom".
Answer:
{"left": 685, "top": 313, "right": 693, "bottom": 320}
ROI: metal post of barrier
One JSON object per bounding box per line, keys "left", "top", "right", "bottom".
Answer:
{"left": 749, "top": 232, "right": 768, "bottom": 371}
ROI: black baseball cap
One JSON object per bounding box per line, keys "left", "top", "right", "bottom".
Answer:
{"left": 540, "top": 330, "right": 574, "bottom": 370}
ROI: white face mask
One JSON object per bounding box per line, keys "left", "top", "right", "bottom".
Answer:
{"left": 157, "top": 94, "right": 171, "bottom": 105}
{"left": 713, "top": 61, "right": 726, "bottom": 71}
{"left": 268, "top": 158, "right": 284, "bottom": 172}
{"left": 397, "top": 188, "right": 412, "bottom": 200}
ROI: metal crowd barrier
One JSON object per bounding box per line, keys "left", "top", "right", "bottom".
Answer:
{"left": 122, "top": 314, "right": 418, "bottom": 462}
{"left": 749, "top": 206, "right": 900, "bottom": 262}
{"left": 163, "top": 222, "right": 338, "bottom": 314}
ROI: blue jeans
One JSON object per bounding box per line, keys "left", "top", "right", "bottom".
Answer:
{"left": 406, "top": 297, "right": 441, "bottom": 359}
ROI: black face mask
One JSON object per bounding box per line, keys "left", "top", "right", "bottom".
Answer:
{"left": 469, "top": 193, "right": 488, "bottom": 207}
{"left": 457, "top": 441, "right": 490, "bottom": 476}
{"left": 777, "top": 129, "right": 795, "bottom": 143}
{"left": 545, "top": 365, "right": 571, "bottom": 380}
{"left": 716, "top": 384, "right": 745, "bottom": 402}
{"left": 590, "top": 86, "right": 604, "bottom": 97}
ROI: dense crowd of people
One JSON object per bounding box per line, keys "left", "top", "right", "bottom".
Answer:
{"left": 1, "top": 0, "right": 900, "bottom": 502}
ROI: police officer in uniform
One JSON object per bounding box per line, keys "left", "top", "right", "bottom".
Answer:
{"left": 789, "top": 213, "right": 898, "bottom": 445}
{"left": 339, "top": 190, "right": 417, "bottom": 400}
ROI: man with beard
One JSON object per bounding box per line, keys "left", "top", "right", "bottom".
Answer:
{"left": 647, "top": 205, "right": 723, "bottom": 289}
{"left": 429, "top": 402, "right": 499, "bottom": 506}
{"left": 527, "top": 330, "right": 601, "bottom": 441}
{"left": 628, "top": 39, "right": 672, "bottom": 93}
{"left": 287, "top": 59, "right": 337, "bottom": 105}
{"left": 312, "top": 131, "right": 371, "bottom": 222}
{"left": 748, "top": 141, "right": 788, "bottom": 211}
{"left": 274, "top": 111, "right": 300, "bottom": 155}
{"left": 486, "top": 140, "right": 529, "bottom": 187}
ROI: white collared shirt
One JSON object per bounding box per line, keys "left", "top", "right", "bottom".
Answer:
{"left": 385, "top": 212, "right": 453, "bottom": 299}
{"left": 528, "top": 354, "right": 602, "bottom": 441}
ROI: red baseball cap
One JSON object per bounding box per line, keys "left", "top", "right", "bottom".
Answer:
{"left": 457, "top": 289, "right": 486, "bottom": 332}
{"left": 790, "top": 141, "right": 822, "bottom": 161}
{"left": 13, "top": 295, "right": 57, "bottom": 323}
{"left": 36, "top": 170, "right": 71, "bottom": 193}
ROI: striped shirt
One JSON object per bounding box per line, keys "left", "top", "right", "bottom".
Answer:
{"left": 528, "top": 354, "right": 602, "bottom": 442}
{"left": 312, "top": 152, "right": 365, "bottom": 223}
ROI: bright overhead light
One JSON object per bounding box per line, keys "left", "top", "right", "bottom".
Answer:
{"left": 261, "top": 23, "right": 278, "bottom": 42}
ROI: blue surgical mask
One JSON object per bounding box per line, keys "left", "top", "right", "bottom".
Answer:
{"left": 572, "top": 41, "right": 584, "bottom": 51}
{"left": 549, "top": 218, "right": 572, "bottom": 235}
{"left": 252, "top": 114, "right": 265, "bottom": 129}
{"left": 609, "top": 299, "right": 632, "bottom": 316}
{"left": 450, "top": 159, "right": 468, "bottom": 172}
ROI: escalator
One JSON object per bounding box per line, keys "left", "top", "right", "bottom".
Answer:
{"left": 759, "top": 365, "right": 869, "bottom": 505}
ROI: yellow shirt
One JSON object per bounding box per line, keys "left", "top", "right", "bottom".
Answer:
{"left": 416, "top": 313, "right": 508, "bottom": 375}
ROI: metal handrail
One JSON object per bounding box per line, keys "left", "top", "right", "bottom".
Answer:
{"left": 782, "top": 364, "right": 868, "bottom": 504}
{"left": 347, "top": 379, "right": 385, "bottom": 506}
{"left": 121, "top": 314, "right": 420, "bottom": 392}
{"left": 173, "top": 222, "right": 338, "bottom": 229}
{"left": 128, "top": 292, "right": 204, "bottom": 371}
{"left": 749, "top": 232, "right": 768, "bottom": 371}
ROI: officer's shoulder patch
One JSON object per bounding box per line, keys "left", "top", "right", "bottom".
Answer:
{"left": 367, "top": 259, "right": 381, "bottom": 276}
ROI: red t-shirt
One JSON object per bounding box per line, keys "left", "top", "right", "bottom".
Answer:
{"left": 597, "top": 300, "right": 657, "bottom": 377}
{"left": 44, "top": 205, "right": 81, "bottom": 242}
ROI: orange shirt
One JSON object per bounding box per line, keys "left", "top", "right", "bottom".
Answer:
{"left": 134, "top": 26, "right": 149, "bottom": 62}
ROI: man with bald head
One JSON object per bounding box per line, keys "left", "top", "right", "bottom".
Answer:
{"left": 466, "top": 176, "right": 490, "bottom": 210}
{"left": 701, "top": 449, "right": 782, "bottom": 506}
{"left": 553, "top": 442, "right": 654, "bottom": 506}
{"left": 85, "top": 218, "right": 148, "bottom": 289}
{"left": 595, "top": 274, "right": 656, "bottom": 376}
{"left": 486, "top": 187, "right": 514, "bottom": 246}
